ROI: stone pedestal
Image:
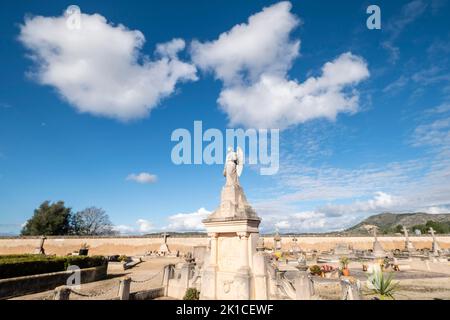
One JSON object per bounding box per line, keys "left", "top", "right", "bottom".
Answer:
{"left": 405, "top": 240, "right": 415, "bottom": 252}
{"left": 200, "top": 218, "right": 262, "bottom": 300}
{"left": 373, "top": 239, "right": 385, "bottom": 258}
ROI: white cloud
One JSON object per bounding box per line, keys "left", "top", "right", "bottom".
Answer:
{"left": 319, "top": 192, "right": 401, "bottom": 216}
{"left": 382, "top": 0, "right": 428, "bottom": 63}
{"left": 19, "top": 12, "right": 197, "bottom": 121}
{"left": 191, "top": 1, "right": 300, "bottom": 85}
{"left": 422, "top": 206, "right": 449, "bottom": 214}
{"left": 126, "top": 172, "right": 157, "bottom": 184}
{"left": 218, "top": 53, "right": 369, "bottom": 129}
{"left": 383, "top": 76, "right": 408, "bottom": 93}
{"left": 164, "top": 207, "right": 210, "bottom": 231}
{"left": 113, "top": 219, "right": 154, "bottom": 234}
{"left": 113, "top": 224, "right": 135, "bottom": 234}
{"left": 257, "top": 192, "right": 404, "bottom": 233}
{"left": 191, "top": 1, "right": 369, "bottom": 129}
{"left": 136, "top": 219, "right": 154, "bottom": 233}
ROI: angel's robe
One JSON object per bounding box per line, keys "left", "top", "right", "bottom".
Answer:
{"left": 224, "top": 151, "right": 239, "bottom": 186}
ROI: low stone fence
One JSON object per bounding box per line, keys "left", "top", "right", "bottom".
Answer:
{"left": 0, "top": 264, "right": 107, "bottom": 300}
{"left": 54, "top": 270, "right": 165, "bottom": 300}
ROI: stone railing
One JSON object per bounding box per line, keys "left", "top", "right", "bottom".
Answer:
{"left": 0, "top": 264, "right": 107, "bottom": 300}
{"left": 54, "top": 269, "right": 165, "bottom": 300}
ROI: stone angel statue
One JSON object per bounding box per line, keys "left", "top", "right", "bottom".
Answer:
{"left": 223, "top": 146, "right": 244, "bottom": 186}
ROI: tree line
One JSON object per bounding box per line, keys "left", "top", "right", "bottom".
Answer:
{"left": 21, "top": 201, "right": 117, "bottom": 236}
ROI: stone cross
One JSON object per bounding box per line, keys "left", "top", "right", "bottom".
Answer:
{"left": 161, "top": 232, "right": 170, "bottom": 243}
{"left": 429, "top": 227, "right": 440, "bottom": 255}
{"left": 402, "top": 226, "right": 409, "bottom": 239}
{"left": 402, "top": 226, "right": 415, "bottom": 251}
{"left": 428, "top": 227, "right": 435, "bottom": 240}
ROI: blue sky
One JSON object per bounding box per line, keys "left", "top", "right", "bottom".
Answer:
{"left": 1, "top": 0, "right": 449, "bottom": 235}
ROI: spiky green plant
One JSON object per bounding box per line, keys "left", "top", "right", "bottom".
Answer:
{"left": 367, "top": 269, "right": 399, "bottom": 300}
{"left": 339, "top": 256, "right": 349, "bottom": 269}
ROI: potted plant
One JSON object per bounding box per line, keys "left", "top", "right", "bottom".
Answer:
{"left": 340, "top": 256, "right": 350, "bottom": 276}
{"left": 78, "top": 243, "right": 90, "bottom": 256}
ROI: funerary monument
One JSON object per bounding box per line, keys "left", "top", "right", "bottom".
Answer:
{"left": 200, "top": 147, "right": 269, "bottom": 299}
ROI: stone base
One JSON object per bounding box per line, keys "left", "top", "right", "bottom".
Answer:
{"left": 373, "top": 241, "right": 386, "bottom": 258}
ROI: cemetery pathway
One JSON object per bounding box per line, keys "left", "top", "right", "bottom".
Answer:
{"left": 10, "top": 256, "right": 182, "bottom": 300}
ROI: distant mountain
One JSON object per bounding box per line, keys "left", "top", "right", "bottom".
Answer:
{"left": 344, "top": 212, "right": 450, "bottom": 235}
{"left": 0, "top": 232, "right": 19, "bottom": 237}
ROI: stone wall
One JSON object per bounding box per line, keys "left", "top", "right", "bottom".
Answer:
{"left": 0, "top": 236, "right": 207, "bottom": 256}
{"left": 0, "top": 235, "right": 449, "bottom": 256}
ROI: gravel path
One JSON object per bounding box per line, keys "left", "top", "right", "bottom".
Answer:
{"left": 10, "top": 257, "right": 182, "bottom": 300}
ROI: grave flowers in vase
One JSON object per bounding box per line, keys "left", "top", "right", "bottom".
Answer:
{"left": 340, "top": 256, "right": 350, "bottom": 276}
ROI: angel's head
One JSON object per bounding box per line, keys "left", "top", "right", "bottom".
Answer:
{"left": 227, "top": 146, "right": 233, "bottom": 153}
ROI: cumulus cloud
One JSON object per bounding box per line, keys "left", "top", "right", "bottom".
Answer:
{"left": 112, "top": 224, "right": 135, "bottom": 234}
{"left": 258, "top": 192, "right": 403, "bottom": 233}
{"left": 126, "top": 172, "right": 157, "bottom": 184}
{"left": 19, "top": 11, "right": 197, "bottom": 121}
{"left": 422, "top": 206, "right": 449, "bottom": 214}
{"left": 274, "top": 211, "right": 327, "bottom": 231}
{"left": 319, "top": 192, "right": 401, "bottom": 217}
{"left": 136, "top": 219, "right": 154, "bottom": 232}
{"left": 191, "top": 1, "right": 369, "bottom": 129}
{"left": 164, "top": 207, "right": 210, "bottom": 231}
{"left": 113, "top": 218, "right": 154, "bottom": 234}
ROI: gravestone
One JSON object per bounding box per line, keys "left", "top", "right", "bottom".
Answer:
{"left": 334, "top": 243, "right": 352, "bottom": 255}
{"left": 158, "top": 232, "right": 171, "bottom": 255}
{"left": 429, "top": 227, "right": 441, "bottom": 256}
{"left": 274, "top": 230, "right": 282, "bottom": 252}
{"left": 402, "top": 226, "right": 415, "bottom": 252}
{"left": 370, "top": 226, "right": 386, "bottom": 258}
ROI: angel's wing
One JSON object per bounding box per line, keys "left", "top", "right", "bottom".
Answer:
{"left": 237, "top": 147, "right": 244, "bottom": 177}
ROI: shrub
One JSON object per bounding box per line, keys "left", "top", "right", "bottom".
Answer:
{"left": 309, "top": 265, "right": 322, "bottom": 275}
{"left": 183, "top": 288, "right": 200, "bottom": 300}
{"left": 0, "top": 254, "right": 106, "bottom": 279}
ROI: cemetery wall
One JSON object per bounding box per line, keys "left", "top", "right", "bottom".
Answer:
{"left": 0, "top": 235, "right": 449, "bottom": 256}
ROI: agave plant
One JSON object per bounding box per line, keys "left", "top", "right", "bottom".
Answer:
{"left": 367, "top": 268, "right": 399, "bottom": 300}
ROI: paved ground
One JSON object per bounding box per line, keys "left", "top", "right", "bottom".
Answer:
{"left": 10, "top": 257, "right": 182, "bottom": 300}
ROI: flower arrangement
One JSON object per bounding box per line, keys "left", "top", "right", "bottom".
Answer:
{"left": 321, "top": 265, "right": 334, "bottom": 273}
{"left": 80, "top": 243, "right": 90, "bottom": 249}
